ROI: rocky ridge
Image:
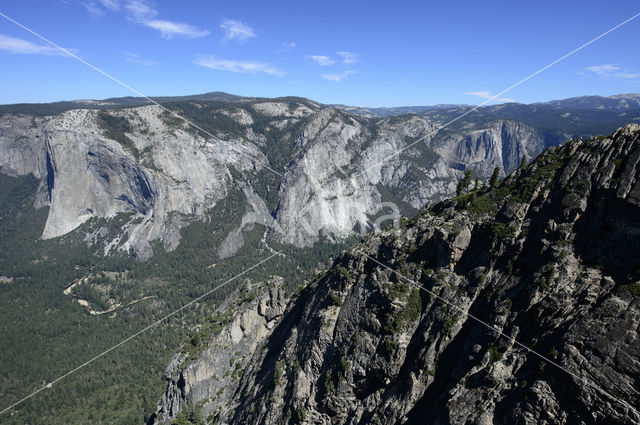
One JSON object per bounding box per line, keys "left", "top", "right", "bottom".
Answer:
{"left": 0, "top": 96, "right": 635, "bottom": 260}
{"left": 155, "top": 278, "right": 288, "bottom": 423}
{"left": 158, "top": 125, "right": 640, "bottom": 424}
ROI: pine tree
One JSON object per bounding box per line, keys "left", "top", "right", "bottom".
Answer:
{"left": 489, "top": 167, "right": 501, "bottom": 188}
{"left": 520, "top": 154, "right": 528, "bottom": 168}
{"left": 456, "top": 169, "right": 473, "bottom": 196}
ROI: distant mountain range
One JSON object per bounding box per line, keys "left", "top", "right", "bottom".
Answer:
{"left": 2, "top": 92, "right": 639, "bottom": 117}
{"left": 540, "top": 93, "right": 640, "bottom": 111}
{"left": 1, "top": 92, "right": 639, "bottom": 260}
{"left": 332, "top": 93, "right": 640, "bottom": 117}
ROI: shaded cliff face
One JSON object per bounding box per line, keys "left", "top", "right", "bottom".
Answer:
{"left": 162, "top": 125, "right": 640, "bottom": 424}
{"left": 433, "top": 120, "right": 543, "bottom": 178}
{"left": 155, "top": 278, "right": 289, "bottom": 423}
{"left": 1, "top": 97, "right": 629, "bottom": 260}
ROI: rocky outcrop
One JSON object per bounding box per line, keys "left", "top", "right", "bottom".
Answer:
{"left": 166, "top": 125, "right": 640, "bottom": 424}
{"left": 0, "top": 114, "right": 48, "bottom": 178}
{"left": 154, "top": 278, "right": 288, "bottom": 423}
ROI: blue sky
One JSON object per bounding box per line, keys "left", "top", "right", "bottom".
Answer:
{"left": 0, "top": 0, "right": 639, "bottom": 107}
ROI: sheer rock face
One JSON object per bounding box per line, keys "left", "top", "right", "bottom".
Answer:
{"left": 41, "top": 130, "right": 157, "bottom": 239}
{"left": 155, "top": 278, "right": 288, "bottom": 423}
{"left": 160, "top": 125, "right": 640, "bottom": 424}
{"left": 0, "top": 100, "right": 594, "bottom": 258}
{"left": 434, "top": 120, "right": 544, "bottom": 177}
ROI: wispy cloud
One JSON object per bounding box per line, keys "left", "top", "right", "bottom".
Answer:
{"left": 465, "top": 91, "right": 514, "bottom": 102}
{"left": 81, "top": 0, "right": 119, "bottom": 18}
{"left": 336, "top": 51, "right": 357, "bottom": 64}
{"left": 466, "top": 91, "right": 491, "bottom": 98}
{"left": 586, "top": 64, "right": 620, "bottom": 76}
{"left": 321, "top": 70, "right": 356, "bottom": 82}
{"left": 82, "top": 1, "right": 106, "bottom": 18}
{"left": 280, "top": 42, "right": 296, "bottom": 52}
{"left": 220, "top": 19, "right": 255, "bottom": 43}
{"left": 616, "top": 71, "right": 640, "bottom": 79}
{"left": 98, "top": 0, "right": 119, "bottom": 10}
{"left": 122, "top": 50, "right": 154, "bottom": 66}
{"left": 143, "top": 20, "right": 210, "bottom": 39}
{"left": 124, "top": 0, "right": 155, "bottom": 20}
{"left": 194, "top": 55, "right": 284, "bottom": 76}
{"left": 584, "top": 64, "right": 639, "bottom": 79}
{"left": 0, "top": 34, "right": 74, "bottom": 56}
{"left": 308, "top": 55, "right": 336, "bottom": 66}
{"left": 123, "top": 0, "right": 209, "bottom": 39}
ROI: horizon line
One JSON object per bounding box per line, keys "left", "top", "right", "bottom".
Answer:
{"left": 1, "top": 90, "right": 639, "bottom": 109}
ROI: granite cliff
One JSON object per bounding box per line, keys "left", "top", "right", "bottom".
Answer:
{"left": 157, "top": 125, "right": 640, "bottom": 424}
{"left": 1, "top": 95, "right": 634, "bottom": 261}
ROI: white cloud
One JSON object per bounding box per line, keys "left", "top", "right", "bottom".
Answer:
{"left": 0, "top": 34, "right": 73, "bottom": 57}
{"left": 124, "top": 0, "right": 156, "bottom": 20}
{"left": 280, "top": 42, "right": 296, "bottom": 52}
{"left": 587, "top": 64, "right": 621, "bottom": 76}
{"left": 82, "top": 1, "right": 106, "bottom": 18}
{"left": 465, "top": 91, "right": 514, "bottom": 102}
{"left": 336, "top": 51, "right": 357, "bottom": 64}
{"left": 585, "top": 64, "right": 639, "bottom": 79}
{"left": 616, "top": 71, "right": 640, "bottom": 79}
{"left": 81, "top": 0, "right": 119, "bottom": 18}
{"left": 143, "top": 20, "right": 210, "bottom": 39}
{"left": 122, "top": 50, "right": 154, "bottom": 66}
{"left": 220, "top": 19, "right": 255, "bottom": 43}
{"left": 98, "top": 0, "right": 119, "bottom": 10}
{"left": 321, "top": 70, "right": 356, "bottom": 82}
{"left": 124, "top": 0, "right": 209, "bottom": 39}
{"left": 308, "top": 55, "right": 336, "bottom": 66}
{"left": 466, "top": 91, "right": 491, "bottom": 99}
{"left": 194, "top": 55, "right": 284, "bottom": 76}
